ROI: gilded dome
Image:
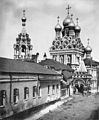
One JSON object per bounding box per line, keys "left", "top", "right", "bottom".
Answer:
{"left": 85, "top": 39, "right": 92, "bottom": 53}
{"left": 63, "top": 16, "right": 71, "bottom": 26}
{"left": 75, "top": 18, "right": 81, "bottom": 32}
{"left": 68, "top": 14, "right": 75, "bottom": 29}
{"left": 55, "top": 23, "right": 62, "bottom": 31}
{"left": 75, "top": 25, "right": 81, "bottom": 32}
{"left": 68, "top": 21, "right": 75, "bottom": 28}
{"left": 85, "top": 45, "right": 92, "bottom": 53}
{"left": 55, "top": 16, "right": 62, "bottom": 31}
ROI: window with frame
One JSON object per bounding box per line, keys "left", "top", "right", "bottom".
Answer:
{"left": 67, "top": 55, "right": 72, "bottom": 64}
{"left": 53, "top": 55, "right": 57, "bottom": 61}
{"left": 60, "top": 55, "right": 64, "bottom": 64}
{"left": 24, "top": 87, "right": 29, "bottom": 100}
{"left": 52, "top": 85, "right": 55, "bottom": 94}
{"left": 48, "top": 85, "right": 50, "bottom": 94}
{"left": 56, "top": 84, "right": 59, "bottom": 93}
{"left": 33, "top": 86, "right": 36, "bottom": 97}
{"left": 13, "top": 88, "right": 19, "bottom": 104}
{"left": 38, "top": 86, "right": 41, "bottom": 97}
{"left": 0, "top": 90, "right": 6, "bottom": 106}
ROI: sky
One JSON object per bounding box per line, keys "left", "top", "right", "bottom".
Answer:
{"left": 0, "top": 0, "right": 99, "bottom": 61}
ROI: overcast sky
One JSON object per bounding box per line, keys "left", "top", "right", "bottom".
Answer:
{"left": 0, "top": 0, "right": 99, "bottom": 61}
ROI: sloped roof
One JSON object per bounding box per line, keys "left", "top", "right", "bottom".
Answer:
{"left": 39, "top": 59, "right": 73, "bottom": 72}
{"left": 77, "top": 59, "right": 87, "bottom": 72}
{"left": 62, "top": 70, "right": 72, "bottom": 80}
{"left": 84, "top": 58, "right": 99, "bottom": 66}
{"left": 0, "top": 57, "right": 60, "bottom": 75}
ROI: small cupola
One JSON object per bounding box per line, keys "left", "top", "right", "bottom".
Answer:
{"left": 55, "top": 16, "right": 62, "bottom": 32}
{"left": 68, "top": 14, "right": 75, "bottom": 30}
{"left": 75, "top": 18, "right": 81, "bottom": 33}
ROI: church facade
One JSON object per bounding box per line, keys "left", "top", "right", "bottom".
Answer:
{"left": 49, "top": 5, "right": 99, "bottom": 93}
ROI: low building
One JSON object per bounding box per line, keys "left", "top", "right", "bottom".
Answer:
{"left": 0, "top": 57, "right": 62, "bottom": 119}
{"left": 39, "top": 58, "right": 74, "bottom": 98}
{"left": 84, "top": 58, "right": 99, "bottom": 93}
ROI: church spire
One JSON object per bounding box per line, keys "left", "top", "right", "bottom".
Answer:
{"left": 13, "top": 10, "right": 33, "bottom": 60}
{"left": 21, "top": 10, "right": 27, "bottom": 34}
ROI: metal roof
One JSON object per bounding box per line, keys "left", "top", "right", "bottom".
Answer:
{"left": 39, "top": 59, "right": 73, "bottom": 72}
{"left": 0, "top": 57, "right": 60, "bottom": 75}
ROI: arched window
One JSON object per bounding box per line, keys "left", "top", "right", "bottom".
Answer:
{"left": 24, "top": 87, "right": 29, "bottom": 100}
{"left": 33, "top": 86, "right": 36, "bottom": 98}
{"left": 21, "top": 45, "right": 26, "bottom": 52}
{"left": 53, "top": 55, "right": 57, "bottom": 61}
{"left": 0, "top": 90, "right": 6, "bottom": 106}
{"left": 60, "top": 55, "right": 64, "bottom": 64}
{"left": 13, "top": 88, "right": 19, "bottom": 104}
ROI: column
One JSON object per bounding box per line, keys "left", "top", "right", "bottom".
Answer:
{"left": 64, "top": 55, "right": 68, "bottom": 65}
{"left": 57, "top": 55, "right": 60, "bottom": 62}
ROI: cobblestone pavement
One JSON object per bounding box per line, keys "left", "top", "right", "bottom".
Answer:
{"left": 37, "top": 94, "right": 99, "bottom": 120}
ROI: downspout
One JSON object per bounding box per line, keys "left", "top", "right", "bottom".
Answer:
{"left": 97, "top": 67, "right": 99, "bottom": 93}
{"left": 9, "top": 73, "right": 12, "bottom": 104}
{"left": 9, "top": 73, "right": 14, "bottom": 113}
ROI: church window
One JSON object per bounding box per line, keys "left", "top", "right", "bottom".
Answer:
{"left": 67, "top": 55, "right": 72, "bottom": 64}
{"left": 33, "top": 86, "right": 36, "bottom": 97}
{"left": 13, "top": 88, "right": 19, "bottom": 104}
{"left": 60, "top": 55, "right": 64, "bottom": 64}
{"left": 52, "top": 85, "right": 55, "bottom": 94}
{"left": 48, "top": 85, "right": 50, "bottom": 94}
{"left": 0, "top": 90, "right": 6, "bottom": 106}
{"left": 38, "top": 86, "right": 41, "bottom": 97}
{"left": 24, "top": 87, "right": 29, "bottom": 100}
{"left": 53, "top": 55, "right": 57, "bottom": 61}
{"left": 77, "top": 57, "right": 79, "bottom": 63}
{"left": 21, "top": 45, "right": 26, "bottom": 52}
{"left": 56, "top": 84, "right": 59, "bottom": 93}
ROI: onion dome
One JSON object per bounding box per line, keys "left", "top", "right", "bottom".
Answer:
{"left": 63, "top": 15, "right": 71, "bottom": 26}
{"left": 75, "top": 18, "right": 81, "bottom": 32}
{"left": 63, "top": 5, "right": 71, "bottom": 27}
{"left": 85, "top": 39, "right": 92, "bottom": 53}
{"left": 55, "top": 16, "right": 62, "bottom": 31}
{"left": 68, "top": 14, "right": 75, "bottom": 29}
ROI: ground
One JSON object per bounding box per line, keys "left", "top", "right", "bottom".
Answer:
{"left": 5, "top": 93, "right": 99, "bottom": 120}
{"left": 37, "top": 93, "right": 99, "bottom": 120}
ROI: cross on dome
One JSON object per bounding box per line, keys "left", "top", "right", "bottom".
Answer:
{"left": 57, "top": 16, "right": 60, "bottom": 23}
{"left": 71, "top": 14, "right": 73, "bottom": 19}
{"left": 23, "top": 10, "right": 25, "bottom": 17}
{"left": 76, "top": 18, "right": 79, "bottom": 25}
{"left": 66, "top": 4, "right": 71, "bottom": 15}
{"left": 87, "top": 38, "right": 90, "bottom": 45}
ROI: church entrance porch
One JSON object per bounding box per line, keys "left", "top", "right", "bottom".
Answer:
{"left": 73, "top": 78, "right": 91, "bottom": 95}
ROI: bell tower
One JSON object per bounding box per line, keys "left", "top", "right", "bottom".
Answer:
{"left": 13, "top": 10, "right": 33, "bottom": 60}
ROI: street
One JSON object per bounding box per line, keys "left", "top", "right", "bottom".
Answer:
{"left": 37, "top": 93, "right": 99, "bottom": 120}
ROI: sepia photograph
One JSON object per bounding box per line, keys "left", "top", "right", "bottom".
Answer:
{"left": 0, "top": 0, "right": 99, "bottom": 120}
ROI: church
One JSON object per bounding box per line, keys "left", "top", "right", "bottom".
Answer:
{"left": 0, "top": 4, "right": 99, "bottom": 119}
{"left": 49, "top": 5, "right": 99, "bottom": 93}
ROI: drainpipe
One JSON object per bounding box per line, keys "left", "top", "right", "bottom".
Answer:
{"left": 9, "top": 73, "right": 12, "bottom": 104}
{"left": 9, "top": 73, "right": 14, "bottom": 113}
